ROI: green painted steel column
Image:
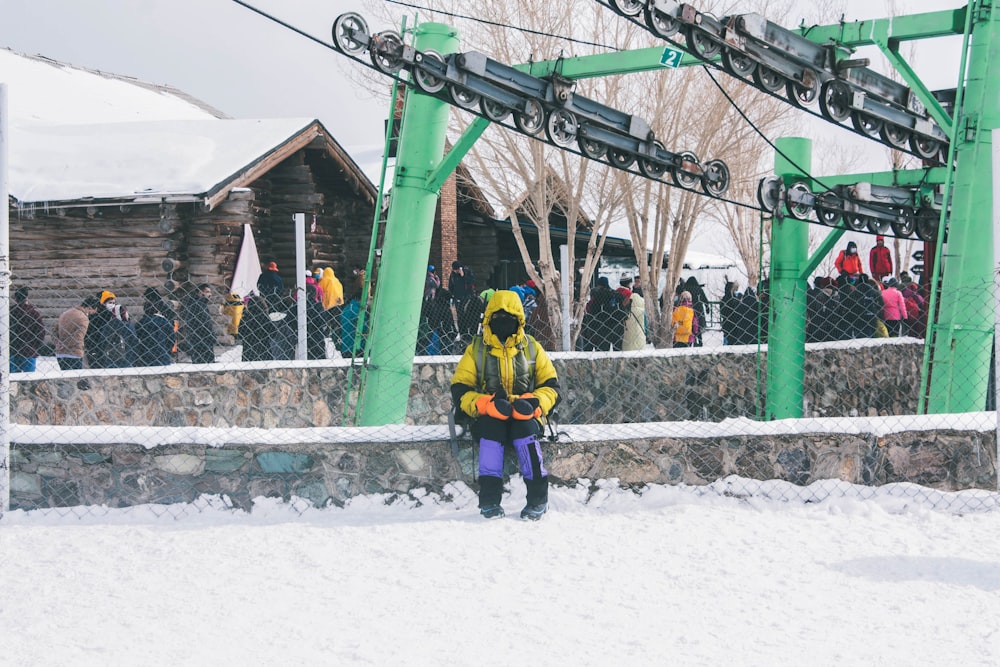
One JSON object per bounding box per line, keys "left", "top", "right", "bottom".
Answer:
{"left": 766, "top": 137, "right": 811, "bottom": 420}
{"left": 358, "top": 22, "right": 459, "bottom": 426}
{"left": 927, "top": 6, "right": 998, "bottom": 413}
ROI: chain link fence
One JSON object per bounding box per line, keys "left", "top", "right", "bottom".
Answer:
{"left": 3, "top": 269, "right": 998, "bottom": 520}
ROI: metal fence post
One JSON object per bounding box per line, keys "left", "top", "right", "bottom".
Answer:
{"left": 0, "top": 84, "right": 10, "bottom": 514}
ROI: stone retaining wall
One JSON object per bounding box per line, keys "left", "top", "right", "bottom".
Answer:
{"left": 9, "top": 340, "right": 923, "bottom": 428}
{"left": 9, "top": 340, "right": 995, "bottom": 512}
{"left": 10, "top": 426, "right": 996, "bottom": 511}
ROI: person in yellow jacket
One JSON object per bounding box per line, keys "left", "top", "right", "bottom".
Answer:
{"left": 671, "top": 290, "right": 696, "bottom": 348}
{"left": 223, "top": 292, "right": 245, "bottom": 337}
{"left": 450, "top": 290, "right": 560, "bottom": 520}
{"left": 318, "top": 267, "right": 344, "bottom": 310}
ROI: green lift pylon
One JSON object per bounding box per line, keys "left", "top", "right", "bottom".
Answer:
{"left": 767, "top": 138, "right": 811, "bottom": 420}
{"left": 352, "top": 4, "right": 993, "bottom": 425}
{"left": 925, "top": 1, "right": 998, "bottom": 413}
{"left": 357, "top": 22, "right": 459, "bottom": 426}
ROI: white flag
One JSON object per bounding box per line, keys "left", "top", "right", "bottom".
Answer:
{"left": 230, "top": 224, "right": 262, "bottom": 298}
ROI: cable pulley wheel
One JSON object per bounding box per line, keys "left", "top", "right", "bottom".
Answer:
{"left": 672, "top": 151, "right": 701, "bottom": 189}
{"left": 819, "top": 80, "right": 852, "bottom": 123}
{"left": 785, "top": 182, "right": 813, "bottom": 220}
{"left": 412, "top": 51, "right": 446, "bottom": 93}
{"left": 916, "top": 215, "right": 939, "bottom": 242}
{"left": 514, "top": 98, "right": 545, "bottom": 136}
{"left": 851, "top": 111, "right": 883, "bottom": 139}
{"left": 645, "top": 7, "right": 680, "bottom": 37}
{"left": 721, "top": 48, "right": 756, "bottom": 80}
{"left": 480, "top": 97, "right": 510, "bottom": 122}
{"left": 814, "top": 192, "right": 842, "bottom": 226}
{"left": 701, "top": 159, "right": 730, "bottom": 197}
{"left": 449, "top": 84, "right": 480, "bottom": 110}
{"left": 867, "top": 214, "right": 892, "bottom": 235}
{"left": 578, "top": 135, "right": 607, "bottom": 160}
{"left": 332, "top": 13, "right": 369, "bottom": 56}
{"left": 844, "top": 215, "right": 868, "bottom": 232}
{"left": 545, "top": 109, "right": 579, "bottom": 148}
{"left": 786, "top": 76, "right": 818, "bottom": 108}
{"left": 685, "top": 26, "right": 722, "bottom": 60}
{"left": 608, "top": 148, "right": 636, "bottom": 170}
{"left": 609, "top": 0, "right": 644, "bottom": 17}
{"left": 909, "top": 134, "right": 940, "bottom": 160}
{"left": 880, "top": 123, "right": 910, "bottom": 150}
{"left": 891, "top": 209, "right": 917, "bottom": 238}
{"left": 638, "top": 141, "right": 668, "bottom": 180}
{"left": 757, "top": 176, "right": 783, "bottom": 213}
{"left": 753, "top": 66, "right": 785, "bottom": 93}
{"left": 370, "top": 31, "right": 405, "bottom": 74}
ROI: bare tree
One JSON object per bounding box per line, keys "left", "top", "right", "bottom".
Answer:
{"left": 360, "top": 0, "right": 865, "bottom": 346}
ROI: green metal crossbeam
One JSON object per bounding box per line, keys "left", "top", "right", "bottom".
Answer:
{"left": 809, "top": 166, "right": 947, "bottom": 189}
{"left": 796, "top": 7, "right": 967, "bottom": 47}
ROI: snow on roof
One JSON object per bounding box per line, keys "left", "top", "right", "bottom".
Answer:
{"left": 1, "top": 48, "right": 225, "bottom": 124}
{"left": 682, "top": 249, "right": 738, "bottom": 269}
{"left": 0, "top": 48, "right": 341, "bottom": 204}
{"left": 12, "top": 117, "right": 318, "bottom": 203}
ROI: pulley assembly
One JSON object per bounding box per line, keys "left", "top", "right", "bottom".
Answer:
{"left": 332, "top": 12, "right": 731, "bottom": 198}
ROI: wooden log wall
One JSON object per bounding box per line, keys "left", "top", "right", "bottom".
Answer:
{"left": 185, "top": 190, "right": 256, "bottom": 290}
{"left": 248, "top": 150, "right": 375, "bottom": 294}
{"left": 8, "top": 146, "right": 378, "bottom": 344}
{"left": 8, "top": 203, "right": 186, "bottom": 325}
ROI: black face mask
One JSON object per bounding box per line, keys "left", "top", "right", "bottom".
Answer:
{"left": 490, "top": 313, "right": 518, "bottom": 342}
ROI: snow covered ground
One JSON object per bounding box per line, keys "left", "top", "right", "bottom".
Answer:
{"left": 2, "top": 478, "right": 998, "bottom": 666}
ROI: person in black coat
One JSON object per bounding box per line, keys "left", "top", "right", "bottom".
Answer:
{"left": 240, "top": 294, "right": 273, "bottom": 362}
{"left": 182, "top": 284, "right": 216, "bottom": 364}
{"left": 582, "top": 277, "right": 625, "bottom": 351}
{"left": 10, "top": 286, "right": 45, "bottom": 372}
{"left": 86, "top": 291, "right": 138, "bottom": 368}
{"left": 839, "top": 275, "right": 869, "bottom": 339}
{"left": 720, "top": 280, "right": 739, "bottom": 346}
{"left": 136, "top": 301, "right": 175, "bottom": 366}
{"left": 269, "top": 295, "right": 298, "bottom": 360}
{"left": 304, "top": 285, "right": 328, "bottom": 360}
{"left": 256, "top": 261, "right": 284, "bottom": 297}
{"left": 427, "top": 287, "right": 458, "bottom": 354}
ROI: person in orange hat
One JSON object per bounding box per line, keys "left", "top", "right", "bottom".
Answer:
{"left": 256, "top": 259, "right": 284, "bottom": 297}
{"left": 869, "top": 235, "right": 893, "bottom": 283}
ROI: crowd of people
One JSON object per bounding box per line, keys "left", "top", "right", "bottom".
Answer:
{"left": 237, "top": 262, "right": 370, "bottom": 362}
{"left": 8, "top": 239, "right": 927, "bottom": 374}
{"left": 8, "top": 283, "right": 219, "bottom": 373}
{"left": 417, "top": 261, "right": 560, "bottom": 356}
{"left": 717, "top": 237, "right": 926, "bottom": 346}
{"left": 6, "top": 260, "right": 363, "bottom": 373}
{"left": 579, "top": 275, "right": 648, "bottom": 352}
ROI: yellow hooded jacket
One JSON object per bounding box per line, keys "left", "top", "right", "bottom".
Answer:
{"left": 319, "top": 268, "right": 344, "bottom": 310}
{"left": 223, "top": 293, "right": 245, "bottom": 335}
{"left": 451, "top": 290, "right": 559, "bottom": 419}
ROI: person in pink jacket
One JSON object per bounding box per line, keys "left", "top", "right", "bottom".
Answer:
{"left": 880, "top": 277, "right": 907, "bottom": 337}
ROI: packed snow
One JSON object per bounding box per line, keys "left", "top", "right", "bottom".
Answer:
{"left": 1, "top": 477, "right": 998, "bottom": 666}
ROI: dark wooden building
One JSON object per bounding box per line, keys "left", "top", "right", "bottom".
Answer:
{"left": 8, "top": 120, "right": 377, "bottom": 336}
{"left": 5, "top": 49, "right": 634, "bottom": 346}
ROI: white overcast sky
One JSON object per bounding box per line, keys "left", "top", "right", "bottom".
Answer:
{"left": 0, "top": 0, "right": 968, "bottom": 269}
{"left": 0, "top": 0, "right": 966, "bottom": 158}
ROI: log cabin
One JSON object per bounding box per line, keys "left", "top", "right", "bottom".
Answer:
{"left": 4, "top": 49, "right": 633, "bottom": 346}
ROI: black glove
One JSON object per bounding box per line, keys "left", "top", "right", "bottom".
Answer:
{"left": 512, "top": 395, "right": 541, "bottom": 420}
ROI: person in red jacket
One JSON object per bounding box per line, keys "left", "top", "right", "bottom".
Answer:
{"left": 869, "top": 235, "right": 893, "bottom": 282}
{"left": 834, "top": 241, "right": 863, "bottom": 285}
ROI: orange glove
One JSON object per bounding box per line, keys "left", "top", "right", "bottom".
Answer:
{"left": 475, "top": 394, "right": 512, "bottom": 420}
{"left": 512, "top": 393, "right": 542, "bottom": 420}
